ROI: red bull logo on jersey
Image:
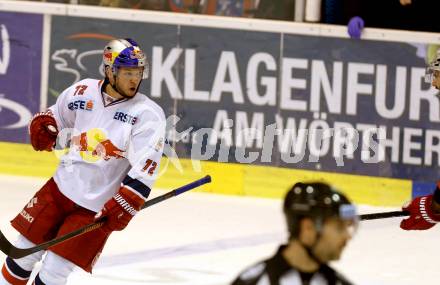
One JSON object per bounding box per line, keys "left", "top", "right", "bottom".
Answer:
{"left": 70, "top": 128, "right": 125, "bottom": 162}
{"left": 92, "top": 139, "right": 125, "bottom": 160}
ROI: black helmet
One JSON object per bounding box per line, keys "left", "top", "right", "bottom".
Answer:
{"left": 283, "top": 182, "right": 357, "bottom": 238}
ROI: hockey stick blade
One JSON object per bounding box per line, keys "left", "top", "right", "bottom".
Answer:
{"left": 359, "top": 210, "right": 409, "bottom": 221}
{"left": 0, "top": 175, "right": 211, "bottom": 259}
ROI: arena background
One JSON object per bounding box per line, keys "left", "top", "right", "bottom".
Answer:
{"left": 2, "top": 0, "right": 440, "bottom": 206}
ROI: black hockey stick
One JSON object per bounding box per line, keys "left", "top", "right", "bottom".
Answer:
{"left": 0, "top": 175, "right": 211, "bottom": 259}
{"left": 359, "top": 210, "right": 409, "bottom": 220}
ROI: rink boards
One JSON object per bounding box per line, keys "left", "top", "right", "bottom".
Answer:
{"left": 0, "top": 141, "right": 410, "bottom": 206}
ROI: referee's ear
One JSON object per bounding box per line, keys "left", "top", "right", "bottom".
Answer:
{"left": 298, "top": 218, "right": 317, "bottom": 246}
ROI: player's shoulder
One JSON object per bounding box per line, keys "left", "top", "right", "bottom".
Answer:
{"left": 64, "top": 78, "right": 101, "bottom": 95}
{"left": 130, "top": 93, "right": 166, "bottom": 122}
{"left": 70, "top": 78, "right": 100, "bottom": 88}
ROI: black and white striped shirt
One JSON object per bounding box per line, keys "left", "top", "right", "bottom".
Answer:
{"left": 232, "top": 246, "right": 353, "bottom": 285}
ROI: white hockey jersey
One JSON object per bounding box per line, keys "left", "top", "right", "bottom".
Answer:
{"left": 49, "top": 78, "right": 166, "bottom": 212}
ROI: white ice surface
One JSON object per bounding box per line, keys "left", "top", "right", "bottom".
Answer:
{"left": 0, "top": 174, "right": 438, "bottom": 285}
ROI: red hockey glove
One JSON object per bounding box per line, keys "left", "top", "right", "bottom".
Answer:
{"left": 28, "top": 110, "right": 58, "bottom": 151}
{"left": 95, "top": 187, "right": 145, "bottom": 232}
{"left": 400, "top": 194, "right": 440, "bottom": 230}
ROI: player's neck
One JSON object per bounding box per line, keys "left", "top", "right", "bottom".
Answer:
{"left": 282, "top": 240, "right": 320, "bottom": 273}
{"left": 104, "top": 82, "right": 124, "bottom": 100}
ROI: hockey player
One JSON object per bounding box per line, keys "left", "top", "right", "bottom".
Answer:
{"left": 425, "top": 49, "right": 440, "bottom": 90}
{"left": 0, "top": 38, "right": 166, "bottom": 285}
{"left": 232, "top": 182, "right": 357, "bottom": 285}
{"left": 400, "top": 52, "right": 440, "bottom": 231}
